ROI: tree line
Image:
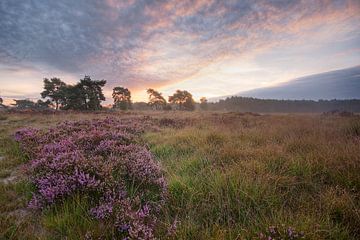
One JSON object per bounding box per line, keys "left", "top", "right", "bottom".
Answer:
{"left": 208, "top": 96, "right": 360, "bottom": 113}
{"left": 2, "top": 76, "right": 360, "bottom": 112}
{"left": 5, "top": 76, "right": 206, "bottom": 111}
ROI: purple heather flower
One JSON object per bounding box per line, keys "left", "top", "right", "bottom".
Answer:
{"left": 15, "top": 118, "right": 168, "bottom": 239}
{"left": 119, "top": 224, "right": 130, "bottom": 232}
{"left": 288, "top": 227, "right": 294, "bottom": 237}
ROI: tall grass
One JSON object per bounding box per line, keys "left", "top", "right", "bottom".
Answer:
{"left": 145, "top": 114, "right": 360, "bottom": 239}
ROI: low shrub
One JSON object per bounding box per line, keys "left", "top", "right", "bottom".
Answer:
{"left": 15, "top": 117, "right": 168, "bottom": 239}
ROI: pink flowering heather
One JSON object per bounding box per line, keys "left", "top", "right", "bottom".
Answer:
{"left": 15, "top": 117, "right": 168, "bottom": 239}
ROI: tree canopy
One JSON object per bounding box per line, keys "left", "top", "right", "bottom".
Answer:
{"left": 78, "top": 76, "right": 107, "bottom": 110}
{"left": 40, "top": 76, "right": 106, "bottom": 111}
{"left": 147, "top": 88, "right": 167, "bottom": 110}
{"left": 112, "top": 87, "right": 132, "bottom": 110}
{"left": 168, "top": 90, "right": 195, "bottom": 111}
{"left": 59, "top": 84, "right": 85, "bottom": 110}
{"left": 41, "top": 78, "right": 66, "bottom": 110}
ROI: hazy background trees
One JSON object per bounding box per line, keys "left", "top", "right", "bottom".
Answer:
{"left": 200, "top": 97, "right": 208, "bottom": 110}
{"left": 112, "top": 87, "right": 132, "bottom": 110}
{"left": 11, "top": 99, "right": 51, "bottom": 110}
{"left": 208, "top": 96, "right": 360, "bottom": 112}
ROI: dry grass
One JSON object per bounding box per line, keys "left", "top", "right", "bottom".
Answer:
{"left": 0, "top": 111, "right": 359, "bottom": 239}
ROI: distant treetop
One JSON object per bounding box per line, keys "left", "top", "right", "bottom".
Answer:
{"left": 112, "top": 86, "right": 132, "bottom": 110}
{"left": 168, "top": 90, "right": 195, "bottom": 111}
{"left": 147, "top": 88, "right": 167, "bottom": 110}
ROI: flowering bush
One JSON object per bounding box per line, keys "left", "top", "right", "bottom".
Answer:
{"left": 15, "top": 117, "right": 168, "bottom": 239}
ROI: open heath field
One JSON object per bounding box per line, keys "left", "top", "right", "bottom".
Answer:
{"left": 0, "top": 112, "right": 359, "bottom": 239}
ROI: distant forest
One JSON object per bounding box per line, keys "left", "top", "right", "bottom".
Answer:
{"left": 205, "top": 96, "right": 360, "bottom": 113}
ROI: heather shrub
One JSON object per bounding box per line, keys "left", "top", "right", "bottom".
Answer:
{"left": 14, "top": 117, "right": 168, "bottom": 239}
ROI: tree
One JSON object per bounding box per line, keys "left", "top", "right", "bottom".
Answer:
{"left": 0, "top": 97, "right": 3, "bottom": 105}
{"left": 112, "top": 87, "right": 132, "bottom": 110}
{"left": 59, "top": 84, "right": 86, "bottom": 110}
{"left": 147, "top": 88, "right": 167, "bottom": 110}
{"left": 168, "top": 90, "right": 195, "bottom": 111}
{"left": 78, "top": 76, "right": 107, "bottom": 110}
{"left": 200, "top": 97, "right": 208, "bottom": 110}
{"left": 39, "top": 76, "right": 106, "bottom": 111}
{"left": 41, "top": 78, "right": 66, "bottom": 110}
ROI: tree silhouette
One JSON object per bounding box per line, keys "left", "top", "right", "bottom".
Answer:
{"left": 60, "top": 84, "right": 85, "bottom": 110}
{"left": 49, "top": 76, "right": 107, "bottom": 111}
{"left": 0, "top": 97, "right": 3, "bottom": 105}
{"left": 147, "top": 88, "right": 167, "bottom": 110}
{"left": 78, "top": 76, "right": 106, "bottom": 110}
{"left": 168, "top": 90, "right": 195, "bottom": 111}
{"left": 41, "top": 78, "right": 66, "bottom": 110}
{"left": 112, "top": 87, "right": 132, "bottom": 110}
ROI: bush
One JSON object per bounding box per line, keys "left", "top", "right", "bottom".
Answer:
{"left": 14, "top": 117, "right": 168, "bottom": 239}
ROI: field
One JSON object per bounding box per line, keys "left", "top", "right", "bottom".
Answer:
{"left": 0, "top": 111, "right": 359, "bottom": 239}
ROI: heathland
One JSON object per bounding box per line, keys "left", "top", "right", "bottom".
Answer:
{"left": 0, "top": 111, "right": 359, "bottom": 239}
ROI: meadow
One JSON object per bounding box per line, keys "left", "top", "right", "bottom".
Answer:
{"left": 0, "top": 111, "right": 359, "bottom": 239}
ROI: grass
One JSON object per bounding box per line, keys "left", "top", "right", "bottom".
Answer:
{"left": 41, "top": 194, "right": 108, "bottom": 239}
{"left": 144, "top": 114, "right": 360, "bottom": 239}
{"left": 0, "top": 112, "right": 359, "bottom": 239}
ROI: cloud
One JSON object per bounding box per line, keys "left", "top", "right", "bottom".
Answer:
{"left": 0, "top": 0, "right": 359, "bottom": 101}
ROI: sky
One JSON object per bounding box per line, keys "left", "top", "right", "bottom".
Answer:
{"left": 0, "top": 0, "right": 359, "bottom": 104}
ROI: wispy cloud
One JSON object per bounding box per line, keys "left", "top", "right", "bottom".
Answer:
{"left": 0, "top": 0, "right": 359, "bottom": 101}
